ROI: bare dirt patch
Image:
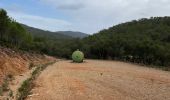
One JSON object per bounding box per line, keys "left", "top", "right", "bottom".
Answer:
{"left": 27, "top": 60, "right": 170, "bottom": 100}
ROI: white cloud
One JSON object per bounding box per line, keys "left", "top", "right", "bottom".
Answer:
{"left": 38, "top": 0, "right": 170, "bottom": 34}
{"left": 8, "top": 11, "right": 72, "bottom": 32}
{"left": 39, "top": 0, "right": 86, "bottom": 10}
{"left": 3, "top": 0, "right": 170, "bottom": 34}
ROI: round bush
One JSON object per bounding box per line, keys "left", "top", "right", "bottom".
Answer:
{"left": 72, "top": 50, "right": 84, "bottom": 63}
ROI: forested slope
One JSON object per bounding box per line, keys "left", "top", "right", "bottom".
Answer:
{"left": 21, "top": 24, "right": 72, "bottom": 40}
{"left": 0, "top": 8, "right": 170, "bottom": 69}
{"left": 22, "top": 24, "right": 88, "bottom": 39}
{"left": 0, "top": 9, "right": 82, "bottom": 58}
{"left": 58, "top": 31, "right": 88, "bottom": 38}
{"left": 82, "top": 17, "right": 170, "bottom": 68}
{"left": 0, "top": 9, "right": 33, "bottom": 50}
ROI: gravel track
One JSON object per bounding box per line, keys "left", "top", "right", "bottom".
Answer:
{"left": 27, "top": 60, "right": 170, "bottom": 100}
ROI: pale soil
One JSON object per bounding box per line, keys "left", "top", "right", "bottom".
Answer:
{"left": 27, "top": 60, "right": 170, "bottom": 100}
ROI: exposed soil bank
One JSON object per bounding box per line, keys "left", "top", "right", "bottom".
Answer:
{"left": 0, "top": 46, "right": 55, "bottom": 84}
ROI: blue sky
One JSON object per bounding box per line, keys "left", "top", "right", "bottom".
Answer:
{"left": 0, "top": 0, "right": 73, "bottom": 32}
{"left": 1, "top": 0, "right": 170, "bottom": 34}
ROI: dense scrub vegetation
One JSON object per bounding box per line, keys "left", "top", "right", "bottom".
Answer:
{"left": 0, "top": 9, "right": 78, "bottom": 57}
{"left": 0, "top": 9, "right": 170, "bottom": 68}
{"left": 0, "top": 9, "right": 33, "bottom": 49}
{"left": 81, "top": 17, "right": 170, "bottom": 68}
{"left": 21, "top": 24, "right": 73, "bottom": 40}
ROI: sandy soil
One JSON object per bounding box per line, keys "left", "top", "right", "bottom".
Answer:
{"left": 27, "top": 60, "right": 170, "bottom": 100}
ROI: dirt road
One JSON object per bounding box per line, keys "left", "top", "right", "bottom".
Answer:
{"left": 27, "top": 60, "right": 170, "bottom": 100}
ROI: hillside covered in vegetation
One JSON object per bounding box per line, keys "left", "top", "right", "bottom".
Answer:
{"left": 0, "top": 9, "right": 170, "bottom": 69}
{"left": 0, "top": 9, "right": 32, "bottom": 50}
{"left": 21, "top": 24, "right": 72, "bottom": 40}
{"left": 0, "top": 9, "right": 81, "bottom": 58}
{"left": 82, "top": 17, "right": 170, "bottom": 68}
{"left": 22, "top": 24, "right": 88, "bottom": 39}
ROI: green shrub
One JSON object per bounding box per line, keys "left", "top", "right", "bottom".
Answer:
{"left": 2, "top": 78, "right": 9, "bottom": 91}
{"left": 9, "top": 90, "right": 13, "bottom": 97}
{"left": 17, "top": 78, "right": 32, "bottom": 100}
{"left": 0, "top": 87, "right": 3, "bottom": 96}
{"left": 29, "top": 62, "right": 34, "bottom": 69}
{"left": 17, "top": 61, "right": 56, "bottom": 100}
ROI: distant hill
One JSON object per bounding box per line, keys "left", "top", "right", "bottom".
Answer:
{"left": 58, "top": 31, "right": 88, "bottom": 38}
{"left": 21, "top": 24, "right": 72, "bottom": 40}
{"left": 21, "top": 24, "right": 88, "bottom": 39}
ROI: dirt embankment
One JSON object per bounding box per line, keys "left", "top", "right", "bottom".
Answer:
{"left": 0, "top": 46, "right": 55, "bottom": 85}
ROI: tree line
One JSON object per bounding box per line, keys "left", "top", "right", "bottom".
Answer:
{"left": 80, "top": 17, "right": 170, "bottom": 68}
{"left": 0, "top": 9, "right": 82, "bottom": 58}
{"left": 0, "top": 9, "right": 33, "bottom": 49}
{"left": 0, "top": 9, "right": 170, "bottom": 69}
